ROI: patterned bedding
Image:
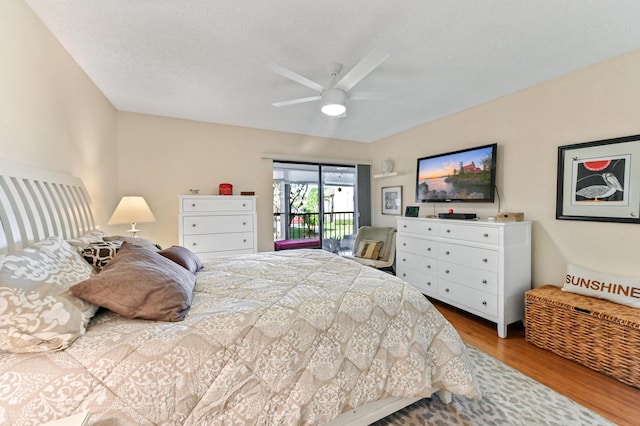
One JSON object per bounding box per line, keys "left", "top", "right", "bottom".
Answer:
{"left": 0, "top": 249, "right": 479, "bottom": 425}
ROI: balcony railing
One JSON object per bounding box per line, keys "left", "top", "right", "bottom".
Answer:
{"left": 273, "top": 211, "right": 355, "bottom": 242}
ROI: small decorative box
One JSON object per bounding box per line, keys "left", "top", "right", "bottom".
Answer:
{"left": 219, "top": 183, "right": 232, "bottom": 195}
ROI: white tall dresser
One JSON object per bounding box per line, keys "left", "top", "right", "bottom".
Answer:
{"left": 396, "top": 216, "right": 531, "bottom": 338}
{"left": 178, "top": 195, "right": 257, "bottom": 258}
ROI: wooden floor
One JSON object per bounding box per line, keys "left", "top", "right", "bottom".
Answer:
{"left": 431, "top": 299, "right": 640, "bottom": 426}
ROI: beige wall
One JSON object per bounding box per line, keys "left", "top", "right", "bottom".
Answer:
{"left": 6, "top": 0, "right": 639, "bottom": 289}
{"left": 0, "top": 0, "right": 118, "bottom": 224}
{"left": 370, "top": 49, "right": 640, "bottom": 287}
{"left": 115, "top": 112, "right": 370, "bottom": 251}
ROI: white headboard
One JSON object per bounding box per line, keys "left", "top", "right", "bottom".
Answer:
{"left": 0, "top": 160, "right": 95, "bottom": 255}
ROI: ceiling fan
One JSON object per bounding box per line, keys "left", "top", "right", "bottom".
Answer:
{"left": 270, "top": 49, "right": 389, "bottom": 117}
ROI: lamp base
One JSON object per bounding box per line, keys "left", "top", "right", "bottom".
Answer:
{"left": 127, "top": 223, "right": 140, "bottom": 238}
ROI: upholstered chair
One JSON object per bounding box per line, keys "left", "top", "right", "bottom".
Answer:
{"left": 343, "top": 226, "right": 396, "bottom": 273}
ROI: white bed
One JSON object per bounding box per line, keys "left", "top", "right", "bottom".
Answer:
{"left": 0, "top": 161, "right": 480, "bottom": 425}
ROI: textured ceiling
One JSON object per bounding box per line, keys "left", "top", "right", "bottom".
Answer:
{"left": 25, "top": 0, "right": 640, "bottom": 142}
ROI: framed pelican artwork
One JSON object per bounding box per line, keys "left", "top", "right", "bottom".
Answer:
{"left": 556, "top": 134, "right": 640, "bottom": 223}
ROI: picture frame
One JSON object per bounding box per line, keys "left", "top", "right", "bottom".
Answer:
{"left": 405, "top": 205, "right": 420, "bottom": 217}
{"left": 556, "top": 134, "right": 640, "bottom": 223}
{"left": 382, "top": 186, "right": 402, "bottom": 215}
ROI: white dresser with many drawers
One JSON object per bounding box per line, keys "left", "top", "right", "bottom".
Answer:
{"left": 396, "top": 216, "right": 531, "bottom": 338}
{"left": 179, "top": 195, "right": 257, "bottom": 258}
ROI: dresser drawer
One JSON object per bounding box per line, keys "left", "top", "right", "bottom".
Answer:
{"left": 183, "top": 232, "right": 254, "bottom": 254}
{"left": 438, "top": 260, "right": 498, "bottom": 294}
{"left": 439, "top": 223, "right": 499, "bottom": 245}
{"left": 397, "top": 251, "right": 438, "bottom": 275}
{"left": 182, "top": 198, "right": 254, "bottom": 213}
{"left": 397, "top": 264, "right": 437, "bottom": 296}
{"left": 397, "top": 219, "right": 440, "bottom": 237}
{"left": 397, "top": 234, "right": 438, "bottom": 257}
{"left": 438, "top": 242, "right": 498, "bottom": 272}
{"left": 182, "top": 215, "right": 254, "bottom": 235}
{"left": 438, "top": 279, "right": 497, "bottom": 318}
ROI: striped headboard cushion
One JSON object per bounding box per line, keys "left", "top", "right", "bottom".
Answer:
{"left": 0, "top": 160, "right": 95, "bottom": 255}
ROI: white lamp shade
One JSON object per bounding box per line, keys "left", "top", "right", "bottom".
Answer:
{"left": 108, "top": 196, "right": 156, "bottom": 225}
{"left": 321, "top": 88, "right": 347, "bottom": 116}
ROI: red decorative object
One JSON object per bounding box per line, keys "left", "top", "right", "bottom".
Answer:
{"left": 219, "top": 183, "right": 233, "bottom": 195}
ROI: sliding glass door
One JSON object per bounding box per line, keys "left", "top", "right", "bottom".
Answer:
{"left": 273, "top": 162, "right": 357, "bottom": 253}
{"left": 320, "top": 165, "right": 356, "bottom": 253}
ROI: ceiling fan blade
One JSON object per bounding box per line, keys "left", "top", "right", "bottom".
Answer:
{"left": 335, "top": 49, "right": 389, "bottom": 92}
{"left": 349, "top": 91, "right": 383, "bottom": 101}
{"left": 269, "top": 63, "right": 325, "bottom": 93}
{"left": 272, "top": 95, "right": 322, "bottom": 107}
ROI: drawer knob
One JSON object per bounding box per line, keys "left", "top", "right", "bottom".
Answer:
{"left": 243, "top": 239, "right": 247, "bottom": 243}
{"left": 446, "top": 229, "right": 451, "bottom": 233}
{"left": 403, "top": 224, "right": 407, "bottom": 228}
{"left": 242, "top": 203, "right": 246, "bottom": 207}
{"left": 192, "top": 203, "right": 196, "bottom": 207}
{"left": 192, "top": 224, "right": 196, "bottom": 227}
{"left": 482, "top": 279, "right": 487, "bottom": 284}
{"left": 402, "top": 258, "right": 406, "bottom": 262}
{"left": 402, "top": 273, "right": 406, "bottom": 277}
{"left": 445, "top": 288, "right": 450, "bottom": 293}
{"left": 243, "top": 222, "right": 247, "bottom": 226}
{"left": 482, "top": 301, "right": 487, "bottom": 306}
{"left": 192, "top": 242, "right": 197, "bottom": 246}
{"left": 403, "top": 242, "right": 407, "bottom": 246}
{"left": 427, "top": 247, "right": 431, "bottom": 251}
{"left": 482, "top": 258, "right": 488, "bottom": 263}
{"left": 445, "top": 269, "right": 450, "bottom": 274}
{"left": 483, "top": 233, "right": 489, "bottom": 238}
{"left": 445, "top": 251, "right": 450, "bottom": 255}
{"left": 428, "top": 227, "right": 432, "bottom": 231}
{"left": 427, "top": 265, "right": 431, "bottom": 269}
{"left": 427, "top": 282, "right": 431, "bottom": 286}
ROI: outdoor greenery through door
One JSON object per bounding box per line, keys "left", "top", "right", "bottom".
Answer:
{"left": 273, "top": 162, "right": 357, "bottom": 254}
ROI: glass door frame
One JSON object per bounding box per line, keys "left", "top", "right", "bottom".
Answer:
{"left": 273, "top": 161, "right": 358, "bottom": 252}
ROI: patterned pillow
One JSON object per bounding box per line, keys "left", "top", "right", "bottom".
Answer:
{"left": 81, "top": 240, "right": 122, "bottom": 271}
{"left": 0, "top": 236, "right": 97, "bottom": 353}
{"left": 355, "top": 239, "right": 383, "bottom": 260}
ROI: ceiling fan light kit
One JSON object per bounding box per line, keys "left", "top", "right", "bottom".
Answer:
{"left": 321, "top": 88, "right": 347, "bottom": 116}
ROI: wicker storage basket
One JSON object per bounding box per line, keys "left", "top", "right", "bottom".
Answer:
{"left": 525, "top": 285, "right": 640, "bottom": 388}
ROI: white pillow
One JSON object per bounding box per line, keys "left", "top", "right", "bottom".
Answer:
{"left": 563, "top": 263, "right": 640, "bottom": 309}
{"left": 65, "top": 228, "right": 109, "bottom": 251}
{"left": 0, "top": 236, "right": 97, "bottom": 353}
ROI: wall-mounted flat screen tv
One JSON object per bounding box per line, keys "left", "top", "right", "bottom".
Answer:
{"left": 416, "top": 143, "right": 497, "bottom": 202}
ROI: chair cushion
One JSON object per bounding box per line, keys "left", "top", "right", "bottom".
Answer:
{"left": 355, "top": 227, "right": 396, "bottom": 261}
{"left": 355, "top": 239, "right": 383, "bottom": 259}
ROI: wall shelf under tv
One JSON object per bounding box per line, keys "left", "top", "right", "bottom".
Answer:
{"left": 373, "top": 172, "right": 399, "bottom": 179}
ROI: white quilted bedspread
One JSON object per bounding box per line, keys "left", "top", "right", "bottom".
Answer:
{"left": 0, "top": 249, "right": 479, "bottom": 425}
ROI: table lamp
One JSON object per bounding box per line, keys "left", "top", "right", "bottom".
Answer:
{"left": 108, "top": 196, "right": 156, "bottom": 237}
